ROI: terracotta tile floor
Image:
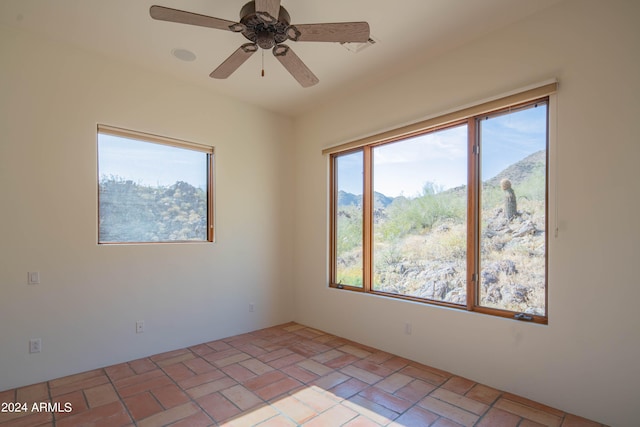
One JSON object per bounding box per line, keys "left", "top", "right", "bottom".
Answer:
{"left": 0, "top": 322, "right": 606, "bottom": 427}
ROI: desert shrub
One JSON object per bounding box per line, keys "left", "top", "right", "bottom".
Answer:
{"left": 336, "top": 263, "right": 363, "bottom": 287}
{"left": 99, "top": 177, "right": 207, "bottom": 242}
{"left": 378, "top": 182, "right": 466, "bottom": 241}
{"left": 516, "top": 165, "right": 546, "bottom": 202}
{"left": 336, "top": 205, "right": 363, "bottom": 254}
{"left": 374, "top": 244, "right": 404, "bottom": 273}
{"left": 438, "top": 225, "right": 467, "bottom": 259}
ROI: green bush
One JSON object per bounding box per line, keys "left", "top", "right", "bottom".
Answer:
{"left": 378, "top": 182, "right": 466, "bottom": 241}
{"left": 336, "top": 205, "right": 363, "bottom": 254}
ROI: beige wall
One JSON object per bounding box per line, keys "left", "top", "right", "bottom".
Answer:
{"left": 292, "top": 1, "right": 640, "bottom": 426}
{"left": 0, "top": 26, "right": 294, "bottom": 390}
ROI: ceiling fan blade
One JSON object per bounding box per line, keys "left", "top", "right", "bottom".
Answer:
{"left": 287, "top": 22, "right": 370, "bottom": 43}
{"left": 150, "top": 5, "right": 245, "bottom": 32}
{"left": 255, "top": 0, "right": 281, "bottom": 23}
{"left": 273, "top": 45, "right": 319, "bottom": 88}
{"left": 210, "top": 44, "right": 258, "bottom": 79}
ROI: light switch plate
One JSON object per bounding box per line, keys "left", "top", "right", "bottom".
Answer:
{"left": 28, "top": 272, "right": 40, "bottom": 284}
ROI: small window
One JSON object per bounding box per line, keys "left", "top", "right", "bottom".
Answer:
{"left": 97, "top": 125, "right": 214, "bottom": 244}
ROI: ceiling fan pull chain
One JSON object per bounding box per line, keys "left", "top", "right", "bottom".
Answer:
{"left": 261, "top": 49, "right": 265, "bottom": 77}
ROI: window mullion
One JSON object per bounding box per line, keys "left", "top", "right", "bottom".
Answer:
{"left": 207, "top": 153, "right": 215, "bottom": 242}
{"left": 467, "top": 117, "right": 478, "bottom": 311}
{"left": 363, "top": 146, "right": 373, "bottom": 292}
{"left": 329, "top": 154, "right": 338, "bottom": 285}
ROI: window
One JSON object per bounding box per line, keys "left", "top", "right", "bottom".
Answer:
{"left": 328, "top": 83, "right": 555, "bottom": 323}
{"left": 97, "top": 125, "right": 214, "bottom": 244}
{"left": 335, "top": 150, "right": 364, "bottom": 287}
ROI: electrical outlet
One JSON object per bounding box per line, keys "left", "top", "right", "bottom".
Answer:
{"left": 136, "top": 320, "right": 144, "bottom": 333}
{"left": 404, "top": 322, "right": 412, "bottom": 335}
{"left": 29, "top": 338, "right": 41, "bottom": 353}
{"left": 28, "top": 272, "right": 40, "bottom": 285}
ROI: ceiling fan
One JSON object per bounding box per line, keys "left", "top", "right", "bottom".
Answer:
{"left": 150, "top": 1, "right": 370, "bottom": 87}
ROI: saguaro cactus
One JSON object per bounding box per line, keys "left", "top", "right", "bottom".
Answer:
{"left": 501, "top": 179, "right": 517, "bottom": 220}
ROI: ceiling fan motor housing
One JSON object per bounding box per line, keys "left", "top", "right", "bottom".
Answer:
{"left": 239, "top": 1, "right": 290, "bottom": 50}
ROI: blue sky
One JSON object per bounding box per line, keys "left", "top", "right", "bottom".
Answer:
{"left": 337, "top": 104, "right": 547, "bottom": 197}
{"left": 99, "top": 103, "right": 546, "bottom": 197}
{"left": 98, "top": 134, "right": 207, "bottom": 188}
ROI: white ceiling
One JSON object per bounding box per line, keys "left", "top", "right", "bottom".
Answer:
{"left": 0, "top": 0, "right": 563, "bottom": 117}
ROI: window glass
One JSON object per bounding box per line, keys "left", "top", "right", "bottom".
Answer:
{"left": 372, "top": 125, "right": 468, "bottom": 303}
{"left": 98, "top": 128, "right": 213, "bottom": 243}
{"left": 478, "top": 103, "right": 548, "bottom": 315}
{"left": 334, "top": 150, "right": 364, "bottom": 287}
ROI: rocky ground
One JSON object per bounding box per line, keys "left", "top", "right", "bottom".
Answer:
{"left": 372, "top": 202, "right": 546, "bottom": 315}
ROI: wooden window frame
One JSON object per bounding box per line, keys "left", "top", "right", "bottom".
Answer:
{"left": 327, "top": 83, "right": 556, "bottom": 324}
{"left": 97, "top": 125, "right": 215, "bottom": 244}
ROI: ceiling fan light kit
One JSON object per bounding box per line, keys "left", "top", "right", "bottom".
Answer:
{"left": 150, "top": 0, "right": 370, "bottom": 87}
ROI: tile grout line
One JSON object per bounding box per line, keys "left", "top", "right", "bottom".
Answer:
{"left": 79, "top": 373, "right": 92, "bottom": 422}
{"left": 464, "top": 387, "right": 505, "bottom": 427}
{"left": 154, "top": 348, "right": 219, "bottom": 427}
{"left": 226, "top": 331, "right": 317, "bottom": 426}
{"left": 238, "top": 329, "right": 354, "bottom": 425}
{"left": 273, "top": 330, "right": 489, "bottom": 426}
{"left": 178, "top": 338, "right": 264, "bottom": 425}
{"left": 285, "top": 334, "right": 402, "bottom": 425}
{"left": 302, "top": 331, "right": 402, "bottom": 424}
{"left": 106, "top": 365, "right": 142, "bottom": 427}
{"left": 47, "top": 378, "right": 56, "bottom": 427}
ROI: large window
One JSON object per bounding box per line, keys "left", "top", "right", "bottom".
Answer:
{"left": 328, "top": 84, "right": 554, "bottom": 323}
{"left": 97, "top": 125, "right": 214, "bottom": 244}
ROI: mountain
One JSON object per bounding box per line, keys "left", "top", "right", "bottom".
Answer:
{"left": 374, "top": 192, "right": 395, "bottom": 207}
{"left": 485, "top": 150, "right": 546, "bottom": 187}
{"left": 337, "top": 190, "right": 360, "bottom": 207}
{"left": 337, "top": 149, "right": 546, "bottom": 204}
{"left": 338, "top": 190, "right": 395, "bottom": 208}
